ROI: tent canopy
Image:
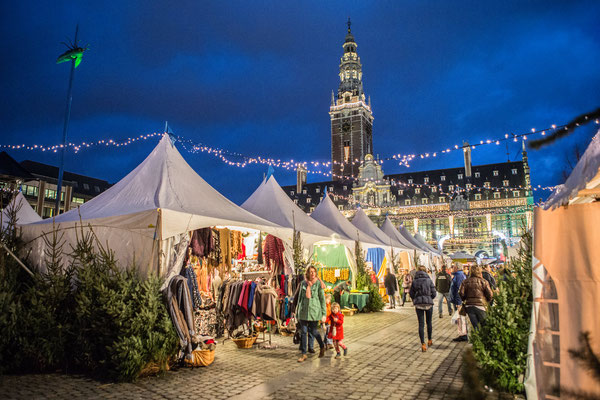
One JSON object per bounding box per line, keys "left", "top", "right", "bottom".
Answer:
{"left": 397, "top": 224, "right": 430, "bottom": 252}
{"left": 20, "top": 134, "right": 289, "bottom": 276}
{"left": 310, "top": 194, "right": 382, "bottom": 247}
{"left": 241, "top": 175, "right": 346, "bottom": 246}
{"left": 351, "top": 208, "right": 406, "bottom": 250}
{"left": 414, "top": 233, "right": 442, "bottom": 255}
{"left": 380, "top": 217, "right": 422, "bottom": 252}
{"left": 1, "top": 191, "right": 42, "bottom": 229}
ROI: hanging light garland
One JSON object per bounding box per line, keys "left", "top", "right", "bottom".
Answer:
{"left": 4, "top": 113, "right": 595, "bottom": 191}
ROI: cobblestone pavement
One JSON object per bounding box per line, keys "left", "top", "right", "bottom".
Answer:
{"left": 1, "top": 306, "right": 470, "bottom": 400}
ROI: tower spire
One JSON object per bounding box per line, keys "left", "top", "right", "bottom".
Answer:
{"left": 347, "top": 17, "right": 351, "bottom": 33}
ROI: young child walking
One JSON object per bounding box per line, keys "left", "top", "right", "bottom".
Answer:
{"left": 324, "top": 294, "right": 334, "bottom": 349}
{"left": 327, "top": 302, "right": 348, "bottom": 358}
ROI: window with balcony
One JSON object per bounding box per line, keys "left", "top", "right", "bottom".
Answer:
{"left": 405, "top": 199, "right": 411, "bottom": 205}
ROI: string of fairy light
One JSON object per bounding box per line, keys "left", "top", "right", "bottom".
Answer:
{"left": 3, "top": 115, "right": 597, "bottom": 192}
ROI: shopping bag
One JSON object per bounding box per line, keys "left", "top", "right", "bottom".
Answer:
{"left": 458, "top": 305, "right": 467, "bottom": 316}
{"left": 451, "top": 310, "right": 460, "bottom": 325}
{"left": 457, "top": 315, "right": 468, "bottom": 336}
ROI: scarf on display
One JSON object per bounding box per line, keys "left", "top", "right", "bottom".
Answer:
{"left": 305, "top": 277, "right": 318, "bottom": 299}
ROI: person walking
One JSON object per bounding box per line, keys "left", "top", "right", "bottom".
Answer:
{"left": 481, "top": 264, "right": 497, "bottom": 290}
{"left": 450, "top": 264, "right": 468, "bottom": 342}
{"left": 459, "top": 265, "right": 494, "bottom": 331}
{"left": 401, "top": 270, "right": 413, "bottom": 306}
{"left": 384, "top": 268, "right": 398, "bottom": 309}
{"left": 327, "top": 302, "right": 348, "bottom": 358}
{"left": 435, "top": 266, "right": 453, "bottom": 318}
{"left": 295, "top": 266, "right": 327, "bottom": 362}
{"left": 409, "top": 265, "right": 437, "bottom": 352}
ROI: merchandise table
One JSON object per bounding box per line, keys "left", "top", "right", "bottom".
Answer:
{"left": 340, "top": 292, "right": 369, "bottom": 311}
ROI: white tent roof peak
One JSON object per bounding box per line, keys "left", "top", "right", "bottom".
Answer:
{"left": 241, "top": 175, "right": 343, "bottom": 242}
{"left": 2, "top": 191, "right": 42, "bottom": 228}
{"left": 414, "top": 232, "right": 442, "bottom": 255}
{"left": 23, "top": 134, "right": 282, "bottom": 237}
{"left": 380, "top": 216, "right": 422, "bottom": 252}
{"left": 310, "top": 194, "right": 382, "bottom": 246}
{"left": 351, "top": 208, "right": 407, "bottom": 249}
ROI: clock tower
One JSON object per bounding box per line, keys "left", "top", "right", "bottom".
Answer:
{"left": 330, "top": 19, "right": 374, "bottom": 180}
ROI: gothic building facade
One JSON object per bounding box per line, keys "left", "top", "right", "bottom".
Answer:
{"left": 282, "top": 22, "right": 534, "bottom": 256}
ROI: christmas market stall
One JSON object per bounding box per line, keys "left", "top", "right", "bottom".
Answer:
{"left": 18, "top": 134, "right": 294, "bottom": 362}
{"left": 526, "top": 130, "right": 600, "bottom": 399}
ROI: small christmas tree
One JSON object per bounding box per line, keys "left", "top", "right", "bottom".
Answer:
{"left": 470, "top": 231, "right": 533, "bottom": 393}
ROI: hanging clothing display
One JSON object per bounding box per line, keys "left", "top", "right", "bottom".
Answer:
{"left": 219, "top": 228, "right": 231, "bottom": 271}
{"left": 263, "top": 234, "right": 285, "bottom": 273}
{"left": 182, "top": 265, "right": 202, "bottom": 309}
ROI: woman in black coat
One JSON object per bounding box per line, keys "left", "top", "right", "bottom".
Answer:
{"left": 409, "top": 265, "right": 437, "bottom": 352}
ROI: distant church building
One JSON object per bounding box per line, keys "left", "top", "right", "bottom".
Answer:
{"left": 282, "top": 21, "right": 534, "bottom": 256}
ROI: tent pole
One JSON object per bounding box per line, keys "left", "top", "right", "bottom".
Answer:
{"left": 157, "top": 208, "right": 162, "bottom": 275}
{"left": 2, "top": 243, "right": 34, "bottom": 278}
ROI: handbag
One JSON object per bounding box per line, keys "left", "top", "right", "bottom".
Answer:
{"left": 293, "top": 327, "right": 301, "bottom": 344}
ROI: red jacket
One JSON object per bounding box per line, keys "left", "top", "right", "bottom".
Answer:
{"left": 327, "top": 312, "right": 344, "bottom": 341}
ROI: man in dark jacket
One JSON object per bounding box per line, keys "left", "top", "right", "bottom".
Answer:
{"left": 481, "top": 265, "right": 497, "bottom": 290}
{"left": 435, "top": 266, "right": 452, "bottom": 318}
{"left": 409, "top": 266, "right": 437, "bottom": 352}
{"left": 384, "top": 268, "right": 398, "bottom": 309}
{"left": 449, "top": 264, "right": 467, "bottom": 312}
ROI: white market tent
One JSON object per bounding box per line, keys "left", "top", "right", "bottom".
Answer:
{"left": 526, "top": 130, "right": 600, "bottom": 399}
{"left": 414, "top": 233, "right": 442, "bottom": 255}
{"left": 397, "top": 224, "right": 434, "bottom": 268}
{"left": 380, "top": 217, "right": 423, "bottom": 253}
{"left": 241, "top": 175, "right": 350, "bottom": 248}
{"left": 310, "top": 194, "right": 383, "bottom": 247}
{"left": 19, "top": 134, "right": 291, "bottom": 280}
{"left": 1, "top": 191, "right": 42, "bottom": 229}
{"left": 351, "top": 208, "right": 406, "bottom": 250}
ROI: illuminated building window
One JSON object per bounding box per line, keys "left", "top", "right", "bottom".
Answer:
{"left": 441, "top": 176, "right": 446, "bottom": 181}
{"left": 415, "top": 188, "right": 421, "bottom": 194}
{"left": 449, "top": 185, "right": 454, "bottom": 191}
{"left": 306, "top": 197, "right": 311, "bottom": 203}
{"left": 422, "top": 198, "right": 428, "bottom": 204}
{"left": 303, "top": 189, "right": 307, "bottom": 194}
{"left": 343, "top": 186, "right": 347, "bottom": 191}
{"left": 398, "top": 189, "right": 404, "bottom": 195}
{"left": 458, "top": 174, "right": 463, "bottom": 180}
{"left": 310, "top": 207, "right": 315, "bottom": 212}
{"left": 503, "top": 180, "right": 509, "bottom": 186}
{"left": 294, "top": 199, "right": 298, "bottom": 204}
{"left": 408, "top": 179, "right": 413, "bottom": 184}
{"left": 72, "top": 197, "right": 85, "bottom": 204}
{"left": 291, "top": 191, "right": 294, "bottom": 195}
{"left": 316, "top": 188, "right": 320, "bottom": 194}
{"left": 484, "top": 182, "right": 490, "bottom": 188}
{"left": 343, "top": 140, "right": 351, "bottom": 162}
{"left": 513, "top": 191, "right": 520, "bottom": 197}
{"left": 405, "top": 199, "right": 411, "bottom": 206}
{"left": 494, "top": 192, "right": 501, "bottom": 199}
{"left": 475, "top": 194, "right": 482, "bottom": 200}
{"left": 439, "top": 196, "right": 446, "bottom": 202}
{"left": 431, "top": 186, "right": 437, "bottom": 193}
{"left": 338, "top": 205, "right": 344, "bottom": 210}
{"left": 466, "top": 184, "right": 472, "bottom": 190}
{"left": 83, "top": 183, "right": 90, "bottom": 190}
{"left": 493, "top": 170, "right": 499, "bottom": 176}
{"left": 474, "top": 172, "right": 480, "bottom": 178}
{"left": 512, "top": 169, "right": 518, "bottom": 175}
{"left": 424, "top": 177, "right": 429, "bottom": 184}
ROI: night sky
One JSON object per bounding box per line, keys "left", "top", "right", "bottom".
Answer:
{"left": 2, "top": 1, "right": 599, "bottom": 204}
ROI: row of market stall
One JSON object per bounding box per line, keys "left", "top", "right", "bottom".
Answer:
{"left": 7, "top": 134, "right": 443, "bottom": 290}
{"left": 1, "top": 134, "right": 444, "bottom": 361}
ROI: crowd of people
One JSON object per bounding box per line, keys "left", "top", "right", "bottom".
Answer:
{"left": 288, "top": 261, "right": 501, "bottom": 361}
{"left": 387, "top": 262, "right": 499, "bottom": 351}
